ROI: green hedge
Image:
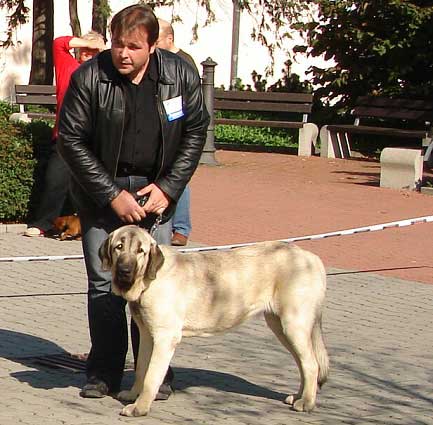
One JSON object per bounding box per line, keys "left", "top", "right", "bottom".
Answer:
{"left": 0, "top": 102, "right": 53, "bottom": 223}
{"left": 214, "top": 111, "right": 298, "bottom": 147}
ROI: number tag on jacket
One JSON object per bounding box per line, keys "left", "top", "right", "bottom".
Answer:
{"left": 163, "top": 96, "right": 184, "bottom": 121}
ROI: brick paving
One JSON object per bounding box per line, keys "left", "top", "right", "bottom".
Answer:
{"left": 1, "top": 151, "right": 433, "bottom": 424}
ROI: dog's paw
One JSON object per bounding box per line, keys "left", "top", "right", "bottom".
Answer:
{"left": 285, "top": 394, "right": 295, "bottom": 406}
{"left": 120, "top": 403, "right": 148, "bottom": 417}
{"left": 117, "top": 390, "right": 138, "bottom": 402}
{"left": 286, "top": 396, "right": 315, "bottom": 413}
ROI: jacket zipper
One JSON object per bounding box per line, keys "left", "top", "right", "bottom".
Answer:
{"left": 155, "top": 93, "right": 165, "bottom": 181}
{"left": 113, "top": 84, "right": 126, "bottom": 178}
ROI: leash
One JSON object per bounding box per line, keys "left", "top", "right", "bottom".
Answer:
{"left": 135, "top": 193, "right": 162, "bottom": 237}
{"left": 149, "top": 214, "right": 162, "bottom": 237}
{"left": 1, "top": 214, "right": 433, "bottom": 263}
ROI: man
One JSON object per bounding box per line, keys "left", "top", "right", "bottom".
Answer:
{"left": 57, "top": 4, "right": 209, "bottom": 399}
{"left": 157, "top": 18, "right": 198, "bottom": 72}
{"left": 156, "top": 18, "right": 198, "bottom": 246}
{"left": 24, "top": 32, "right": 105, "bottom": 237}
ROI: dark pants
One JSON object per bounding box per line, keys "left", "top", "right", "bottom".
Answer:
{"left": 80, "top": 176, "right": 172, "bottom": 391}
{"left": 29, "top": 144, "right": 71, "bottom": 231}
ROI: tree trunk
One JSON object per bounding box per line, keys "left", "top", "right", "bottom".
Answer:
{"left": 29, "top": 0, "right": 54, "bottom": 84}
{"left": 92, "top": 0, "right": 109, "bottom": 41}
{"left": 69, "top": 0, "right": 81, "bottom": 37}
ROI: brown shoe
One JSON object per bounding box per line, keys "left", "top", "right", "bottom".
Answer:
{"left": 171, "top": 232, "right": 188, "bottom": 246}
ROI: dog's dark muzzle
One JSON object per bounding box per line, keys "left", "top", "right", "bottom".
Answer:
{"left": 114, "top": 256, "right": 137, "bottom": 290}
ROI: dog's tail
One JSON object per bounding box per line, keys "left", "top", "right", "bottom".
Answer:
{"left": 312, "top": 314, "right": 329, "bottom": 388}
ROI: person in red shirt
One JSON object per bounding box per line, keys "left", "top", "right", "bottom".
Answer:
{"left": 24, "top": 32, "right": 105, "bottom": 237}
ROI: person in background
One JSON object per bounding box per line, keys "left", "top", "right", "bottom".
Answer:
{"left": 24, "top": 31, "right": 105, "bottom": 237}
{"left": 156, "top": 18, "right": 198, "bottom": 246}
{"left": 58, "top": 4, "right": 209, "bottom": 399}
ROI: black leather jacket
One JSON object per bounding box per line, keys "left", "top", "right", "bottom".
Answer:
{"left": 57, "top": 48, "right": 209, "bottom": 220}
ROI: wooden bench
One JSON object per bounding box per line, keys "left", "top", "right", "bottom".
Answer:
{"left": 320, "top": 96, "right": 433, "bottom": 159}
{"left": 10, "top": 84, "right": 56, "bottom": 123}
{"left": 214, "top": 90, "right": 319, "bottom": 156}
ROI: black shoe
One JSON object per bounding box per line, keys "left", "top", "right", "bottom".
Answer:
{"left": 79, "top": 377, "right": 110, "bottom": 398}
{"left": 155, "top": 382, "right": 173, "bottom": 401}
{"left": 155, "top": 367, "right": 174, "bottom": 400}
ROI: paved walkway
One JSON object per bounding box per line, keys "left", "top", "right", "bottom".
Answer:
{"left": 1, "top": 151, "right": 433, "bottom": 424}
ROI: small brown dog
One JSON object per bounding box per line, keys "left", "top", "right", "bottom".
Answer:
{"left": 52, "top": 215, "right": 82, "bottom": 240}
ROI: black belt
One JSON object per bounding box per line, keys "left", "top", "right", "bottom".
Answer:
{"left": 116, "top": 163, "right": 153, "bottom": 177}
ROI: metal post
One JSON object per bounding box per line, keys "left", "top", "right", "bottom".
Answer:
{"left": 230, "top": 1, "right": 240, "bottom": 90}
{"left": 200, "top": 57, "right": 219, "bottom": 165}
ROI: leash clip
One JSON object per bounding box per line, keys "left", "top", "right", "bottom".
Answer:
{"left": 135, "top": 194, "right": 150, "bottom": 207}
{"left": 149, "top": 214, "right": 162, "bottom": 237}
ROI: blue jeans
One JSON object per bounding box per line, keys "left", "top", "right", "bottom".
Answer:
{"left": 172, "top": 185, "right": 191, "bottom": 237}
{"left": 79, "top": 175, "right": 172, "bottom": 391}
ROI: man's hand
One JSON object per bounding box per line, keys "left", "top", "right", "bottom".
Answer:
{"left": 110, "top": 190, "right": 146, "bottom": 223}
{"left": 137, "top": 184, "right": 170, "bottom": 215}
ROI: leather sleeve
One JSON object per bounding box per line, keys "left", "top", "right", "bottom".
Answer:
{"left": 57, "top": 64, "right": 121, "bottom": 208}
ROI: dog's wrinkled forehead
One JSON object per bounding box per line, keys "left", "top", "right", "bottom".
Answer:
{"left": 111, "top": 226, "right": 154, "bottom": 253}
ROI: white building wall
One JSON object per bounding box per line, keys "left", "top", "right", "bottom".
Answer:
{"left": 0, "top": 0, "right": 326, "bottom": 99}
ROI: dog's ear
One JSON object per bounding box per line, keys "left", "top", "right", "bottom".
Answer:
{"left": 145, "top": 241, "right": 164, "bottom": 280}
{"left": 99, "top": 236, "right": 113, "bottom": 270}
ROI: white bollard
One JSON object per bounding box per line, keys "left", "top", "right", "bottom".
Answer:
{"left": 297, "top": 123, "right": 319, "bottom": 156}
{"left": 380, "top": 148, "right": 423, "bottom": 190}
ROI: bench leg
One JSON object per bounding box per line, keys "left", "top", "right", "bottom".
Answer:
{"left": 298, "top": 123, "right": 319, "bottom": 157}
{"left": 319, "top": 125, "right": 352, "bottom": 159}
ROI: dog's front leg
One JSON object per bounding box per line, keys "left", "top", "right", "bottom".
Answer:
{"left": 118, "top": 323, "right": 153, "bottom": 403}
{"left": 120, "top": 332, "right": 180, "bottom": 417}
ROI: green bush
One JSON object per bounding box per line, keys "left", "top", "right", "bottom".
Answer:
{"left": 0, "top": 101, "right": 16, "bottom": 119}
{"left": 215, "top": 111, "right": 297, "bottom": 147}
{"left": 215, "top": 124, "right": 297, "bottom": 147}
{"left": 0, "top": 120, "right": 36, "bottom": 221}
{"left": 0, "top": 101, "right": 53, "bottom": 222}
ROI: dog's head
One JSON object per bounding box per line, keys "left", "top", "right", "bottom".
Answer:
{"left": 98, "top": 225, "right": 165, "bottom": 301}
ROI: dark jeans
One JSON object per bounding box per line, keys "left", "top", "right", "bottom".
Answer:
{"left": 80, "top": 175, "right": 172, "bottom": 391}
{"left": 29, "top": 144, "right": 70, "bottom": 231}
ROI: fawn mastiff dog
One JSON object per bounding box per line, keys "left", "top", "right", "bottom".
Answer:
{"left": 99, "top": 225, "right": 329, "bottom": 417}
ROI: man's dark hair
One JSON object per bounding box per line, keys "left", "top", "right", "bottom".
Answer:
{"left": 110, "top": 4, "right": 159, "bottom": 46}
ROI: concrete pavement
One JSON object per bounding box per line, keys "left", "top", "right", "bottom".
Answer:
{"left": 1, "top": 230, "right": 433, "bottom": 424}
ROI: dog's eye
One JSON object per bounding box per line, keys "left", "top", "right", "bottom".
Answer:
{"left": 138, "top": 247, "right": 145, "bottom": 254}
{"left": 115, "top": 243, "right": 123, "bottom": 250}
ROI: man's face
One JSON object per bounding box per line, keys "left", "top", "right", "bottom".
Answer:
{"left": 78, "top": 48, "right": 100, "bottom": 64}
{"left": 111, "top": 28, "right": 155, "bottom": 81}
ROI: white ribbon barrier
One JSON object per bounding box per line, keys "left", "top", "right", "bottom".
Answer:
{"left": 1, "top": 215, "right": 433, "bottom": 263}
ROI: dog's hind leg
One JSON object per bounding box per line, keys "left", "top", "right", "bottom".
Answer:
{"left": 264, "top": 311, "right": 319, "bottom": 412}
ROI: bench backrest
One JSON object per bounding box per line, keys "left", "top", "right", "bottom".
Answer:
{"left": 214, "top": 90, "right": 313, "bottom": 122}
{"left": 15, "top": 84, "right": 57, "bottom": 113}
{"left": 353, "top": 96, "right": 433, "bottom": 125}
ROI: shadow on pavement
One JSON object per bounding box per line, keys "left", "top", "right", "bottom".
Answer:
{"left": 171, "top": 367, "right": 285, "bottom": 401}
{"left": 2, "top": 330, "right": 285, "bottom": 402}
{"left": 0, "top": 329, "right": 67, "bottom": 359}
{"left": 1, "top": 329, "right": 83, "bottom": 390}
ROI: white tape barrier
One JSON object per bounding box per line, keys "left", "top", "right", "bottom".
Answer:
{"left": 183, "top": 214, "right": 433, "bottom": 252}
{"left": 0, "top": 254, "right": 84, "bottom": 263}
{"left": 1, "top": 215, "right": 433, "bottom": 263}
